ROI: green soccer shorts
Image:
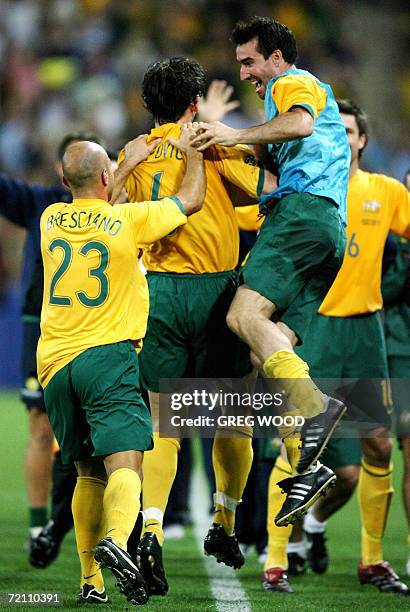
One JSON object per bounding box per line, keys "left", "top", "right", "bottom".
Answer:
{"left": 140, "top": 271, "right": 252, "bottom": 392}
{"left": 241, "top": 193, "right": 346, "bottom": 343}
{"left": 297, "top": 310, "right": 392, "bottom": 432}
{"left": 44, "top": 341, "right": 153, "bottom": 464}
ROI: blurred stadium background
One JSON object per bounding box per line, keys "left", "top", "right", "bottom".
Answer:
{"left": 0, "top": 1, "right": 409, "bottom": 608}
{"left": 0, "top": 0, "right": 409, "bottom": 355}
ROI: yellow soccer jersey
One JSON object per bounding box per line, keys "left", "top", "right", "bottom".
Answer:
{"left": 235, "top": 205, "right": 263, "bottom": 232}
{"left": 37, "top": 196, "right": 187, "bottom": 387}
{"left": 319, "top": 169, "right": 410, "bottom": 316}
{"left": 119, "top": 123, "right": 263, "bottom": 273}
{"left": 271, "top": 73, "right": 327, "bottom": 119}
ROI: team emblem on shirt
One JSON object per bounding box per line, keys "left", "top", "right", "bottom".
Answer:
{"left": 363, "top": 200, "right": 381, "bottom": 213}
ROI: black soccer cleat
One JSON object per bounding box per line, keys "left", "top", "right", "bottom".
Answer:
{"left": 94, "top": 537, "right": 148, "bottom": 605}
{"left": 275, "top": 465, "right": 336, "bottom": 527}
{"left": 127, "top": 511, "right": 144, "bottom": 560}
{"left": 287, "top": 552, "right": 307, "bottom": 576}
{"left": 76, "top": 584, "right": 108, "bottom": 605}
{"left": 204, "top": 523, "right": 245, "bottom": 569}
{"left": 305, "top": 530, "right": 329, "bottom": 574}
{"left": 358, "top": 561, "right": 409, "bottom": 595}
{"left": 262, "top": 567, "right": 293, "bottom": 592}
{"left": 29, "top": 520, "right": 61, "bottom": 569}
{"left": 296, "top": 397, "right": 346, "bottom": 474}
{"left": 135, "top": 532, "right": 168, "bottom": 596}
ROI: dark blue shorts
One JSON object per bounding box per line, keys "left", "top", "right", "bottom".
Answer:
{"left": 20, "top": 319, "right": 45, "bottom": 411}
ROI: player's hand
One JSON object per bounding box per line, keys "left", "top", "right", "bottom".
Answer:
{"left": 167, "top": 123, "right": 203, "bottom": 156}
{"left": 197, "top": 80, "right": 240, "bottom": 122}
{"left": 190, "top": 121, "right": 239, "bottom": 151}
{"left": 124, "top": 134, "right": 161, "bottom": 165}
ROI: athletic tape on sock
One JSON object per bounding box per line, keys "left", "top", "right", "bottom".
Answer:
{"left": 144, "top": 507, "right": 164, "bottom": 524}
{"left": 213, "top": 492, "right": 241, "bottom": 513}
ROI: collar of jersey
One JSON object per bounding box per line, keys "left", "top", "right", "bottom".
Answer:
{"left": 148, "top": 122, "right": 181, "bottom": 143}
{"left": 72, "top": 198, "right": 107, "bottom": 205}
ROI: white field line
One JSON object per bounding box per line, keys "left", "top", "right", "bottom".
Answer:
{"left": 190, "top": 460, "right": 252, "bottom": 612}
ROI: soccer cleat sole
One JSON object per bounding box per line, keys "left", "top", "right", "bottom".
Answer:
{"left": 204, "top": 548, "right": 244, "bottom": 570}
{"left": 297, "top": 404, "right": 347, "bottom": 474}
{"left": 275, "top": 475, "right": 337, "bottom": 527}
{"left": 262, "top": 579, "right": 293, "bottom": 593}
{"left": 94, "top": 544, "right": 148, "bottom": 605}
{"left": 136, "top": 551, "right": 168, "bottom": 596}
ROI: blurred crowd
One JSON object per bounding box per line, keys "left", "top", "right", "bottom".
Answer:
{"left": 0, "top": 0, "right": 409, "bottom": 285}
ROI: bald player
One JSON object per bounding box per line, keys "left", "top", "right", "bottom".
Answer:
{"left": 37, "top": 131, "right": 205, "bottom": 606}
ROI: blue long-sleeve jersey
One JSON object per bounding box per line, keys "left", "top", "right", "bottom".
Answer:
{"left": 0, "top": 173, "right": 72, "bottom": 312}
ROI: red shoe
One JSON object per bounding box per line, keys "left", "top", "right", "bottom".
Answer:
{"left": 262, "top": 567, "right": 293, "bottom": 593}
{"left": 358, "top": 561, "right": 409, "bottom": 595}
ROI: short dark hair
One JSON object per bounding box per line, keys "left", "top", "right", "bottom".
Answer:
{"left": 142, "top": 57, "right": 206, "bottom": 124}
{"left": 57, "top": 131, "right": 103, "bottom": 161}
{"left": 337, "top": 99, "right": 368, "bottom": 156}
{"left": 231, "top": 16, "right": 297, "bottom": 63}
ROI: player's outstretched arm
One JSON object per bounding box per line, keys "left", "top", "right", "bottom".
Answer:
{"left": 197, "top": 80, "right": 240, "bottom": 123}
{"left": 191, "top": 107, "right": 314, "bottom": 151}
{"left": 167, "top": 124, "right": 206, "bottom": 216}
{"left": 110, "top": 135, "right": 161, "bottom": 204}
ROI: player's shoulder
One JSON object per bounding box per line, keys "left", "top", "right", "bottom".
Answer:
{"left": 272, "top": 69, "right": 320, "bottom": 90}
{"left": 365, "top": 170, "right": 406, "bottom": 193}
{"left": 40, "top": 201, "right": 66, "bottom": 221}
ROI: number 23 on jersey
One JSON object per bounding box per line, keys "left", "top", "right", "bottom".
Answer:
{"left": 48, "top": 238, "right": 110, "bottom": 307}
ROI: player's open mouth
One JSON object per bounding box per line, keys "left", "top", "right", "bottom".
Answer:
{"left": 250, "top": 78, "right": 263, "bottom": 93}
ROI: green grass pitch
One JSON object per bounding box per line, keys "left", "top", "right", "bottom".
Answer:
{"left": 0, "top": 390, "right": 408, "bottom": 610}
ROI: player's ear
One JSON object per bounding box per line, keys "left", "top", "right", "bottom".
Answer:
{"left": 191, "top": 100, "right": 199, "bottom": 113}
{"left": 102, "top": 168, "right": 109, "bottom": 186}
{"left": 358, "top": 133, "right": 367, "bottom": 153}
{"left": 270, "top": 49, "right": 282, "bottom": 67}
{"left": 62, "top": 176, "right": 69, "bottom": 188}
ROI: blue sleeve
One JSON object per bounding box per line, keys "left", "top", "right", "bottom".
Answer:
{"left": 0, "top": 173, "right": 67, "bottom": 228}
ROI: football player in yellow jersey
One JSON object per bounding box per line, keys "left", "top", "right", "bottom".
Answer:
{"left": 37, "top": 132, "right": 206, "bottom": 606}
{"left": 115, "top": 56, "right": 277, "bottom": 594}
{"left": 263, "top": 100, "right": 410, "bottom": 594}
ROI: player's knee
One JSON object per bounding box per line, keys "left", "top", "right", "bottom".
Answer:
{"left": 362, "top": 431, "right": 392, "bottom": 467}
{"left": 30, "top": 429, "right": 54, "bottom": 451}
{"left": 335, "top": 465, "right": 359, "bottom": 498}
{"left": 29, "top": 414, "right": 54, "bottom": 450}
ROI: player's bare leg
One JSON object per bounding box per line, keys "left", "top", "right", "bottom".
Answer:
{"left": 228, "top": 286, "right": 343, "bottom": 525}
{"left": 227, "top": 285, "right": 346, "bottom": 476}
{"left": 25, "top": 408, "right": 53, "bottom": 539}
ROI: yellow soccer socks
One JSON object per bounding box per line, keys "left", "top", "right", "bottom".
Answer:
{"left": 103, "top": 468, "right": 141, "bottom": 550}
{"left": 282, "top": 433, "right": 302, "bottom": 474}
{"left": 212, "top": 428, "right": 253, "bottom": 535}
{"left": 142, "top": 434, "right": 180, "bottom": 546}
{"left": 72, "top": 476, "right": 106, "bottom": 591}
{"left": 265, "top": 456, "right": 293, "bottom": 571}
{"left": 263, "top": 350, "right": 325, "bottom": 426}
{"left": 359, "top": 459, "right": 393, "bottom": 565}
